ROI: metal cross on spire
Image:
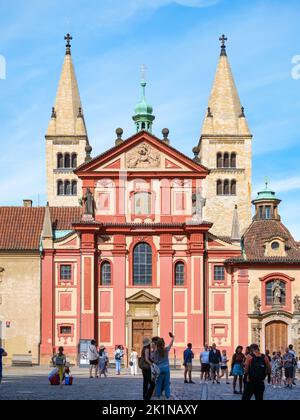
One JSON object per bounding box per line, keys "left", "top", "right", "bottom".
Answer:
{"left": 65, "top": 33, "right": 73, "bottom": 54}
{"left": 219, "top": 34, "right": 228, "bottom": 56}
{"left": 141, "top": 64, "right": 147, "bottom": 82}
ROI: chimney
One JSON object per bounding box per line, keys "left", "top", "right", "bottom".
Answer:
{"left": 23, "top": 199, "right": 33, "bottom": 208}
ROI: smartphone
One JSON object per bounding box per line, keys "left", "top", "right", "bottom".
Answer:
{"left": 169, "top": 332, "right": 174, "bottom": 338}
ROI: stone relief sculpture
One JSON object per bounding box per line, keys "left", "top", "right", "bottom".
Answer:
{"left": 294, "top": 295, "right": 300, "bottom": 313}
{"left": 253, "top": 296, "right": 261, "bottom": 314}
{"left": 126, "top": 143, "right": 161, "bottom": 168}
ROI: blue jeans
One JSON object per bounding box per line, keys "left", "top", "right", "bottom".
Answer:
{"left": 156, "top": 366, "right": 170, "bottom": 399}
{"left": 115, "top": 360, "right": 121, "bottom": 374}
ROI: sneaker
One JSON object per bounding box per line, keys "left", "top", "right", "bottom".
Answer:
{"left": 184, "top": 380, "right": 188, "bottom": 384}
{"left": 189, "top": 381, "right": 196, "bottom": 384}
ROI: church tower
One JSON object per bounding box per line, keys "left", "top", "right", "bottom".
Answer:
{"left": 197, "top": 35, "right": 252, "bottom": 237}
{"left": 45, "top": 34, "right": 92, "bottom": 207}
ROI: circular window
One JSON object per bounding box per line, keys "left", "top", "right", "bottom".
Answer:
{"left": 271, "top": 242, "right": 280, "bottom": 250}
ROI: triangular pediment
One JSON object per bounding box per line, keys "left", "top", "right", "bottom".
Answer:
{"left": 76, "top": 131, "right": 209, "bottom": 176}
{"left": 126, "top": 290, "right": 160, "bottom": 305}
{"left": 207, "top": 233, "right": 241, "bottom": 250}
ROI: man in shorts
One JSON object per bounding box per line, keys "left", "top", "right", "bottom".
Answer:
{"left": 183, "top": 343, "right": 195, "bottom": 384}
{"left": 209, "top": 343, "right": 222, "bottom": 384}
{"left": 200, "top": 344, "right": 211, "bottom": 382}
{"left": 283, "top": 347, "right": 295, "bottom": 388}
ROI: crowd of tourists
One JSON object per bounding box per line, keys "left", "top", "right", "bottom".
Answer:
{"left": 1, "top": 339, "right": 299, "bottom": 400}
{"left": 197, "top": 342, "right": 299, "bottom": 400}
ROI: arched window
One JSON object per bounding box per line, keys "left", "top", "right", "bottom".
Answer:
{"left": 266, "top": 280, "right": 286, "bottom": 306}
{"left": 231, "top": 153, "right": 237, "bottom": 168}
{"left": 57, "top": 153, "right": 64, "bottom": 169}
{"left": 133, "top": 243, "right": 152, "bottom": 286}
{"left": 100, "top": 261, "right": 112, "bottom": 286}
{"left": 64, "top": 180, "right": 71, "bottom": 196}
{"left": 71, "top": 181, "right": 77, "bottom": 196}
{"left": 231, "top": 180, "right": 237, "bottom": 196}
{"left": 134, "top": 192, "right": 151, "bottom": 215}
{"left": 57, "top": 180, "right": 64, "bottom": 196}
{"left": 217, "top": 180, "right": 223, "bottom": 196}
{"left": 217, "top": 153, "right": 223, "bottom": 168}
{"left": 64, "top": 153, "right": 71, "bottom": 169}
{"left": 71, "top": 153, "right": 77, "bottom": 169}
{"left": 223, "top": 180, "right": 230, "bottom": 195}
{"left": 223, "top": 153, "right": 230, "bottom": 168}
{"left": 141, "top": 122, "right": 146, "bottom": 130}
{"left": 175, "top": 262, "right": 185, "bottom": 286}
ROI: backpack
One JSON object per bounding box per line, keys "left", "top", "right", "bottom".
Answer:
{"left": 55, "top": 355, "right": 65, "bottom": 366}
{"left": 249, "top": 354, "right": 267, "bottom": 382}
{"left": 115, "top": 352, "right": 122, "bottom": 361}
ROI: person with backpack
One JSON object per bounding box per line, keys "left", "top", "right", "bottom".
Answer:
{"left": 242, "top": 344, "right": 271, "bottom": 401}
{"left": 52, "top": 347, "right": 67, "bottom": 388}
{"left": 139, "top": 338, "right": 155, "bottom": 400}
{"left": 283, "top": 347, "right": 296, "bottom": 388}
{"left": 114, "top": 345, "right": 124, "bottom": 375}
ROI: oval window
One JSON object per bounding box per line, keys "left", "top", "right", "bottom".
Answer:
{"left": 271, "top": 242, "right": 280, "bottom": 250}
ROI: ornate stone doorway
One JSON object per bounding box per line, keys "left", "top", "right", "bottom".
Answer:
{"left": 265, "top": 321, "right": 288, "bottom": 353}
{"left": 126, "top": 290, "right": 160, "bottom": 356}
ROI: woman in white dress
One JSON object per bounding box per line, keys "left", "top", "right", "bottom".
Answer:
{"left": 130, "top": 348, "right": 138, "bottom": 376}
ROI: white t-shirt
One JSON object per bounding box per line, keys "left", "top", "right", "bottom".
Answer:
{"left": 88, "top": 345, "right": 99, "bottom": 362}
{"left": 200, "top": 351, "right": 210, "bottom": 364}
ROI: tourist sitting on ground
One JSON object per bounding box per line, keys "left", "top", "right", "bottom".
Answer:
{"left": 52, "top": 347, "right": 67, "bottom": 388}
{"left": 64, "top": 366, "right": 73, "bottom": 386}
{"left": 231, "top": 346, "right": 246, "bottom": 395}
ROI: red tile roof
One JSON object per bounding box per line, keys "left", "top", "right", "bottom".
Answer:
{"left": 226, "top": 219, "right": 300, "bottom": 264}
{"left": 0, "top": 207, "right": 81, "bottom": 250}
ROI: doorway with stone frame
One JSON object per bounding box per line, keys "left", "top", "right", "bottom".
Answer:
{"left": 126, "top": 290, "right": 160, "bottom": 357}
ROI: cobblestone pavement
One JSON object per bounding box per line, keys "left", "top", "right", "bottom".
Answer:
{"left": 0, "top": 367, "right": 299, "bottom": 400}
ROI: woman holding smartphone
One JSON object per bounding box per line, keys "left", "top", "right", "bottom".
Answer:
{"left": 153, "top": 332, "right": 175, "bottom": 399}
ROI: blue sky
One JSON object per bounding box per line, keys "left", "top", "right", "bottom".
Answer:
{"left": 0, "top": 0, "right": 300, "bottom": 238}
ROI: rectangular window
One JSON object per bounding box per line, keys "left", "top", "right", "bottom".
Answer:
{"left": 60, "top": 265, "right": 72, "bottom": 281}
{"left": 214, "top": 266, "right": 225, "bottom": 281}
{"left": 265, "top": 206, "right": 271, "bottom": 219}
{"left": 60, "top": 326, "right": 72, "bottom": 335}
{"left": 259, "top": 206, "right": 264, "bottom": 219}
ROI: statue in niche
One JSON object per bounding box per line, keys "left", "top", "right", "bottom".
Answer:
{"left": 272, "top": 280, "right": 284, "bottom": 306}
{"left": 83, "top": 188, "right": 95, "bottom": 219}
{"left": 190, "top": 188, "right": 206, "bottom": 224}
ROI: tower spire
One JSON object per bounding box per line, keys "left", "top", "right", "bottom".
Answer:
{"left": 47, "top": 34, "right": 88, "bottom": 137}
{"left": 201, "top": 35, "right": 251, "bottom": 136}
{"left": 231, "top": 205, "right": 241, "bottom": 242}
{"left": 133, "top": 65, "right": 155, "bottom": 133}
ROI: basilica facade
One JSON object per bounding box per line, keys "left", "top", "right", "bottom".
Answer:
{"left": 1, "top": 35, "right": 300, "bottom": 366}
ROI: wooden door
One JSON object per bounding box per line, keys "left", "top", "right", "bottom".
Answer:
{"left": 132, "top": 320, "right": 153, "bottom": 356}
{"left": 265, "top": 321, "right": 288, "bottom": 354}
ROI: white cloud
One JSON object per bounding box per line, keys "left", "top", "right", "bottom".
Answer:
{"left": 269, "top": 177, "right": 300, "bottom": 194}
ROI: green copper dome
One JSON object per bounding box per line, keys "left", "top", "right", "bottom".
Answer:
{"left": 133, "top": 78, "right": 155, "bottom": 133}
{"left": 253, "top": 180, "right": 281, "bottom": 203}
